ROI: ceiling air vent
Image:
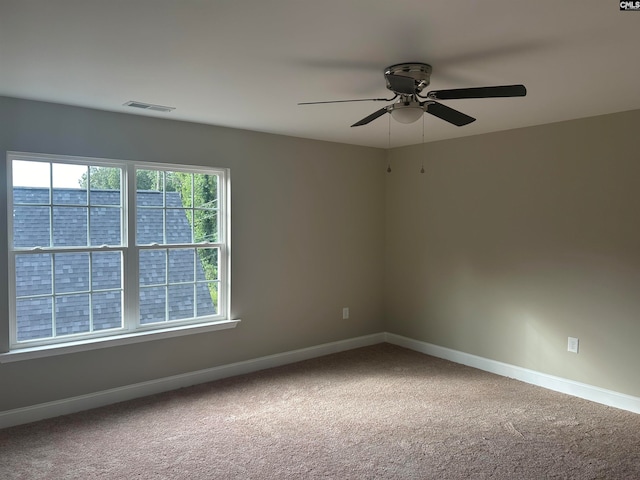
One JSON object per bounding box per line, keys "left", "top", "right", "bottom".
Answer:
{"left": 124, "top": 101, "right": 175, "bottom": 113}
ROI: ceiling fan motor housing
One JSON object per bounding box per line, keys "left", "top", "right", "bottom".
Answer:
{"left": 384, "top": 62, "right": 432, "bottom": 94}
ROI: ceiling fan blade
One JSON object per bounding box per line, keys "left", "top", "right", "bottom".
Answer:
{"left": 384, "top": 73, "right": 416, "bottom": 95}
{"left": 427, "top": 84, "right": 527, "bottom": 100}
{"left": 298, "top": 97, "right": 395, "bottom": 105}
{"left": 424, "top": 101, "right": 476, "bottom": 126}
{"left": 351, "top": 106, "right": 390, "bottom": 127}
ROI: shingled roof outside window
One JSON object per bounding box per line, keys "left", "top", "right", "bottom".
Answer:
{"left": 13, "top": 187, "right": 216, "bottom": 342}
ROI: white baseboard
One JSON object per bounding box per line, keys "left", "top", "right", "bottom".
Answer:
{"left": 2, "top": 331, "right": 638, "bottom": 430}
{"left": 0, "top": 333, "right": 385, "bottom": 429}
{"left": 384, "top": 332, "right": 640, "bottom": 415}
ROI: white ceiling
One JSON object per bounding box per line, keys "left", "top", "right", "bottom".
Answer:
{"left": 2, "top": 0, "right": 640, "bottom": 149}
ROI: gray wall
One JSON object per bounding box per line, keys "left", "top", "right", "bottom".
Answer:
{"left": 0, "top": 97, "right": 386, "bottom": 411}
{"left": 385, "top": 109, "right": 640, "bottom": 398}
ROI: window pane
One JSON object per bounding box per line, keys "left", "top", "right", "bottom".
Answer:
{"left": 13, "top": 186, "right": 50, "bottom": 206}
{"left": 53, "top": 163, "right": 86, "bottom": 188}
{"left": 197, "top": 282, "right": 218, "bottom": 316}
{"left": 89, "top": 167, "right": 121, "bottom": 205}
{"left": 139, "top": 249, "right": 166, "bottom": 286}
{"left": 166, "top": 209, "right": 192, "bottom": 244}
{"left": 194, "top": 209, "right": 218, "bottom": 243}
{"left": 90, "top": 207, "right": 121, "bottom": 246}
{"left": 140, "top": 286, "right": 166, "bottom": 324}
{"left": 136, "top": 170, "right": 165, "bottom": 197}
{"left": 168, "top": 284, "right": 194, "bottom": 320}
{"left": 54, "top": 253, "right": 89, "bottom": 294}
{"left": 91, "top": 188, "right": 121, "bottom": 206}
{"left": 55, "top": 294, "right": 90, "bottom": 336}
{"left": 16, "top": 297, "right": 53, "bottom": 341}
{"left": 177, "top": 173, "right": 193, "bottom": 208}
{"left": 16, "top": 253, "right": 52, "bottom": 297}
{"left": 137, "top": 208, "right": 164, "bottom": 245}
{"left": 92, "top": 252, "right": 122, "bottom": 290}
{"left": 53, "top": 206, "right": 88, "bottom": 246}
{"left": 13, "top": 206, "right": 51, "bottom": 248}
{"left": 165, "top": 191, "right": 183, "bottom": 208}
{"left": 196, "top": 248, "right": 218, "bottom": 281}
{"left": 93, "top": 291, "right": 122, "bottom": 331}
{"left": 53, "top": 188, "right": 87, "bottom": 206}
{"left": 193, "top": 173, "right": 218, "bottom": 209}
{"left": 138, "top": 190, "right": 164, "bottom": 207}
{"left": 53, "top": 163, "right": 88, "bottom": 204}
{"left": 169, "top": 248, "right": 194, "bottom": 283}
{"left": 13, "top": 160, "right": 50, "bottom": 191}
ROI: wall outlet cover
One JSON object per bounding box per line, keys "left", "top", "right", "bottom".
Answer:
{"left": 568, "top": 337, "right": 579, "bottom": 353}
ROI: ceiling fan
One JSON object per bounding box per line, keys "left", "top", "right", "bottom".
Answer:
{"left": 299, "top": 62, "right": 526, "bottom": 128}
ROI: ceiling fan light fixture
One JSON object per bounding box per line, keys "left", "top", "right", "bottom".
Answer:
{"left": 390, "top": 103, "right": 424, "bottom": 124}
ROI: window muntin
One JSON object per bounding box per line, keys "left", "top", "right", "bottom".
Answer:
{"left": 8, "top": 153, "right": 229, "bottom": 349}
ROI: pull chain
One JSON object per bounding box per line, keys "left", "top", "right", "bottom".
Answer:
{"left": 420, "top": 114, "right": 425, "bottom": 174}
{"left": 386, "top": 114, "right": 392, "bottom": 173}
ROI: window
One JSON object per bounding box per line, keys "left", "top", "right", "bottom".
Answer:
{"left": 7, "top": 152, "right": 230, "bottom": 350}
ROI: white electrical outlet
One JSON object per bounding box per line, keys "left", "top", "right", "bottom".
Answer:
{"left": 567, "top": 337, "right": 579, "bottom": 353}
{"left": 342, "top": 307, "right": 349, "bottom": 320}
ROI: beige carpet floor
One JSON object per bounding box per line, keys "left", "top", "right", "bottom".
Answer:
{"left": 1, "top": 343, "right": 639, "bottom": 479}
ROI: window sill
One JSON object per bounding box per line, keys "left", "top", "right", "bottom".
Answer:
{"left": 0, "top": 319, "right": 241, "bottom": 363}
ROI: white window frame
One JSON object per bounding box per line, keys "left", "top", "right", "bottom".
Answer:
{"left": 5, "top": 152, "right": 235, "bottom": 356}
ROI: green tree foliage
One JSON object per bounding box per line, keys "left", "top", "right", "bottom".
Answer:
{"left": 78, "top": 166, "right": 120, "bottom": 190}
{"left": 175, "top": 172, "right": 219, "bottom": 304}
